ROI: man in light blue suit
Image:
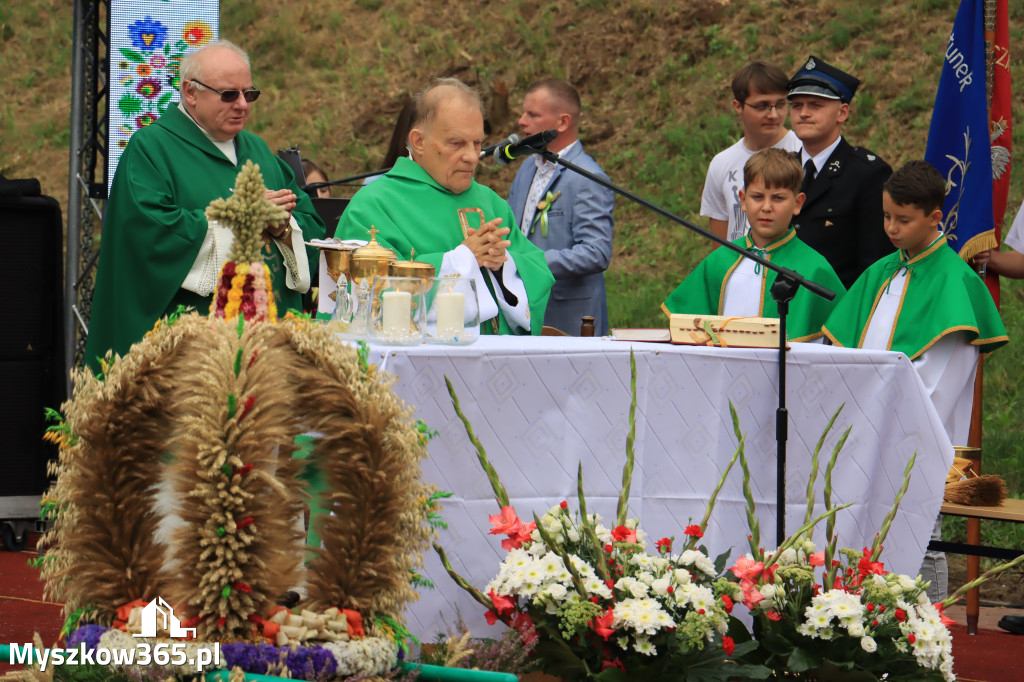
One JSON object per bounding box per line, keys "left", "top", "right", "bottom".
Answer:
{"left": 508, "top": 79, "right": 615, "bottom": 335}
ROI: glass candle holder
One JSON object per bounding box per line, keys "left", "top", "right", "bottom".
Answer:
{"left": 369, "top": 276, "right": 426, "bottom": 346}
{"left": 425, "top": 276, "right": 479, "bottom": 345}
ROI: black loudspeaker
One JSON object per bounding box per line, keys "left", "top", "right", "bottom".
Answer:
{"left": 0, "top": 180, "right": 65, "bottom": 499}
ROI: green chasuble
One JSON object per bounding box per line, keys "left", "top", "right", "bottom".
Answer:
{"left": 85, "top": 106, "right": 325, "bottom": 371}
{"left": 337, "top": 157, "right": 553, "bottom": 335}
{"left": 823, "top": 235, "right": 1008, "bottom": 358}
{"left": 661, "top": 229, "right": 846, "bottom": 342}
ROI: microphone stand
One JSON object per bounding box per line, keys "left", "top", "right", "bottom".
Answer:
{"left": 303, "top": 168, "right": 392, "bottom": 194}
{"left": 534, "top": 144, "right": 835, "bottom": 546}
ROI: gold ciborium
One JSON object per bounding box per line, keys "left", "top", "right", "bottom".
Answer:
{"left": 350, "top": 226, "right": 398, "bottom": 283}
{"left": 388, "top": 248, "right": 436, "bottom": 294}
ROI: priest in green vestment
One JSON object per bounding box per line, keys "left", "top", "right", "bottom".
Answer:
{"left": 336, "top": 78, "right": 553, "bottom": 335}
{"left": 85, "top": 40, "right": 325, "bottom": 372}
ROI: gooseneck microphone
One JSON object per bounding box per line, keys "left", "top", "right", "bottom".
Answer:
{"left": 493, "top": 129, "right": 558, "bottom": 166}
{"left": 480, "top": 133, "right": 520, "bottom": 159}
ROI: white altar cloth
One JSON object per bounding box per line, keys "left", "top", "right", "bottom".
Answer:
{"left": 365, "top": 336, "right": 953, "bottom": 639}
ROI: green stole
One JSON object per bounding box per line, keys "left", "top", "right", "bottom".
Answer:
{"left": 336, "top": 157, "right": 553, "bottom": 335}
{"left": 85, "top": 105, "right": 325, "bottom": 371}
{"left": 822, "top": 235, "right": 1008, "bottom": 358}
{"left": 662, "top": 229, "right": 846, "bottom": 342}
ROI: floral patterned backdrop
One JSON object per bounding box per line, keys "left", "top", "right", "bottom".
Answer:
{"left": 107, "top": 1, "right": 220, "bottom": 194}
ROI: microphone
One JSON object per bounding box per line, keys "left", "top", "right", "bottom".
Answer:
{"left": 480, "top": 133, "right": 520, "bottom": 159}
{"left": 493, "top": 129, "right": 558, "bottom": 166}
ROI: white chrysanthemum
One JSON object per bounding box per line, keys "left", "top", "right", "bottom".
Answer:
{"left": 826, "top": 592, "right": 864, "bottom": 621}
{"left": 633, "top": 636, "right": 656, "bottom": 656}
{"left": 616, "top": 635, "right": 629, "bottom": 650}
{"left": 637, "top": 571, "right": 656, "bottom": 586}
{"left": 584, "top": 577, "right": 613, "bottom": 600}
{"left": 540, "top": 554, "right": 566, "bottom": 579}
{"left": 860, "top": 636, "right": 877, "bottom": 653}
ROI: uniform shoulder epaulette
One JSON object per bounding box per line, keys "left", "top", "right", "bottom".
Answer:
{"left": 849, "top": 146, "right": 887, "bottom": 166}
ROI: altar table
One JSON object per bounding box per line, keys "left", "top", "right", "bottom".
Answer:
{"left": 366, "top": 336, "right": 953, "bottom": 640}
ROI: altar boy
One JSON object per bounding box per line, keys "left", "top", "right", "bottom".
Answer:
{"left": 662, "top": 148, "right": 845, "bottom": 342}
{"left": 822, "top": 160, "right": 1007, "bottom": 601}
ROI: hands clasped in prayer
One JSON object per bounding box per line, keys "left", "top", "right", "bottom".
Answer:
{"left": 264, "top": 188, "right": 297, "bottom": 240}
{"left": 464, "top": 217, "right": 511, "bottom": 271}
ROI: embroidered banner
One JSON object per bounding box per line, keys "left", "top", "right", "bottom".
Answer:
{"left": 107, "top": 1, "right": 221, "bottom": 195}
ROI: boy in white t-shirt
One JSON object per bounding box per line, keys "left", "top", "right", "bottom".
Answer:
{"left": 701, "top": 61, "right": 803, "bottom": 242}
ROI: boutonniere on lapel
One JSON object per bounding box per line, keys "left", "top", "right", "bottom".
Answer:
{"left": 530, "top": 190, "right": 562, "bottom": 237}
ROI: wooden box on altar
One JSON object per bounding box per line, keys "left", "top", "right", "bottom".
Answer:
{"left": 668, "top": 313, "right": 785, "bottom": 349}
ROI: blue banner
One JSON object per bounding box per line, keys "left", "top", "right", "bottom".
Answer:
{"left": 924, "top": 0, "right": 995, "bottom": 260}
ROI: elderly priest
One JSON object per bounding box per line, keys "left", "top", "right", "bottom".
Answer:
{"left": 336, "top": 78, "right": 553, "bottom": 335}
{"left": 85, "top": 40, "right": 325, "bottom": 371}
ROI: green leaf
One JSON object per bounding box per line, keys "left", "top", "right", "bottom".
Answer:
{"left": 120, "top": 47, "right": 146, "bottom": 63}
{"left": 118, "top": 93, "right": 144, "bottom": 117}
{"left": 157, "top": 91, "right": 174, "bottom": 115}
{"left": 787, "top": 645, "right": 819, "bottom": 672}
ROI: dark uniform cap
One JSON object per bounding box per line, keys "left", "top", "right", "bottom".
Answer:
{"left": 787, "top": 56, "right": 860, "bottom": 103}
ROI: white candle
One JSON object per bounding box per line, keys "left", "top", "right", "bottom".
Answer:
{"left": 436, "top": 291, "right": 465, "bottom": 332}
{"left": 381, "top": 291, "right": 412, "bottom": 330}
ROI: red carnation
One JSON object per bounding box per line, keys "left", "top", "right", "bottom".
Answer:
{"left": 684, "top": 524, "right": 703, "bottom": 538}
{"left": 722, "top": 636, "right": 735, "bottom": 656}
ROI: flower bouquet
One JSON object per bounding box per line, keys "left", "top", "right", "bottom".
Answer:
{"left": 435, "top": 356, "right": 769, "bottom": 682}
{"left": 725, "top": 408, "right": 957, "bottom": 681}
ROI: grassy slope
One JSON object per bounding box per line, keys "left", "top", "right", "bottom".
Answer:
{"left": 1, "top": 0, "right": 1022, "bottom": 567}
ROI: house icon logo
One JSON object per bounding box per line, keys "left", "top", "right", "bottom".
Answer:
{"left": 132, "top": 597, "right": 197, "bottom": 638}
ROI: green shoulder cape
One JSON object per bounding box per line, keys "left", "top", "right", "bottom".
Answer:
{"left": 85, "top": 106, "right": 325, "bottom": 371}
{"left": 337, "top": 157, "right": 553, "bottom": 335}
{"left": 662, "top": 229, "right": 846, "bottom": 342}
{"left": 822, "top": 235, "right": 1008, "bottom": 358}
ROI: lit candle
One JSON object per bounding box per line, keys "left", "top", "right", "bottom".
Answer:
{"left": 436, "top": 291, "right": 465, "bottom": 333}
{"left": 381, "top": 291, "right": 412, "bottom": 330}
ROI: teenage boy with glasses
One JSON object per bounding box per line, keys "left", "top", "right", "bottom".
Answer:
{"left": 701, "top": 61, "right": 804, "bottom": 242}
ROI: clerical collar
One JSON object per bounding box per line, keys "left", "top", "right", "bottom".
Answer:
{"left": 178, "top": 102, "right": 238, "bottom": 165}
{"left": 801, "top": 136, "right": 842, "bottom": 178}
{"left": 533, "top": 138, "right": 578, "bottom": 170}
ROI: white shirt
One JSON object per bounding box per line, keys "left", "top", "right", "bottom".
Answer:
{"left": 521, "top": 139, "right": 578, "bottom": 234}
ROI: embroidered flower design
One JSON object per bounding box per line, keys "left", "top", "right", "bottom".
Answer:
{"left": 183, "top": 20, "right": 214, "bottom": 47}
{"left": 127, "top": 17, "right": 168, "bottom": 52}
{"left": 136, "top": 78, "right": 161, "bottom": 99}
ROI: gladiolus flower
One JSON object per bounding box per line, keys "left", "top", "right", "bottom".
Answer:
{"left": 488, "top": 506, "right": 522, "bottom": 536}
{"left": 591, "top": 607, "right": 615, "bottom": 641}
{"left": 487, "top": 590, "right": 516, "bottom": 618}
{"left": 809, "top": 551, "right": 825, "bottom": 567}
{"left": 730, "top": 556, "right": 764, "bottom": 581}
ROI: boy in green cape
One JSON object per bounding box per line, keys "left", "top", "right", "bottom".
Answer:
{"left": 823, "top": 160, "right": 1008, "bottom": 601}
{"left": 663, "top": 148, "right": 845, "bottom": 342}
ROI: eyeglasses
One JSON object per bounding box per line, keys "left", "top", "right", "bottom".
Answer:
{"left": 189, "top": 79, "right": 261, "bottom": 103}
{"left": 742, "top": 100, "right": 788, "bottom": 114}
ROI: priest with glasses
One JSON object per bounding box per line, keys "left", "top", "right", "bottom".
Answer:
{"left": 86, "top": 39, "right": 324, "bottom": 371}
